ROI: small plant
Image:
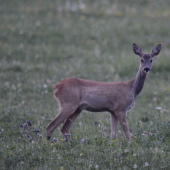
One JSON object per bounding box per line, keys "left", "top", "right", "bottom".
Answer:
{"left": 19, "top": 120, "right": 42, "bottom": 143}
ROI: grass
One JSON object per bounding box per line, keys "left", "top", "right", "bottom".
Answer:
{"left": 0, "top": 0, "right": 170, "bottom": 169}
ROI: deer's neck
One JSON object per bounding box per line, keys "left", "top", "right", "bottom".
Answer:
{"left": 131, "top": 66, "right": 147, "bottom": 98}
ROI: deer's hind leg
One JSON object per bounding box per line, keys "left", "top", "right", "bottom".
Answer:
{"left": 46, "top": 104, "right": 78, "bottom": 140}
{"left": 61, "top": 108, "right": 81, "bottom": 135}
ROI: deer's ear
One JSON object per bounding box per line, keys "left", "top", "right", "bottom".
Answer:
{"left": 133, "top": 43, "right": 143, "bottom": 57}
{"left": 151, "top": 44, "right": 161, "bottom": 57}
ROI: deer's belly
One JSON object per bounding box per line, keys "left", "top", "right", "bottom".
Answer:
{"left": 80, "top": 96, "right": 114, "bottom": 112}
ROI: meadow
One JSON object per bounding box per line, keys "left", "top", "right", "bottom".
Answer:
{"left": 1, "top": 0, "right": 170, "bottom": 169}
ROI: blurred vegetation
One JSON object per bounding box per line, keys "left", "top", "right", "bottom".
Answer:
{"left": 0, "top": 0, "right": 170, "bottom": 169}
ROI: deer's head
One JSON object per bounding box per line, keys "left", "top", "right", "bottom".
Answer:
{"left": 133, "top": 43, "right": 161, "bottom": 73}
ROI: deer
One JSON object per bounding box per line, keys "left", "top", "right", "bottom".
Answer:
{"left": 46, "top": 43, "right": 161, "bottom": 141}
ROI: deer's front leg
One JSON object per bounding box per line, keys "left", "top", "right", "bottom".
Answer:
{"left": 116, "top": 111, "right": 131, "bottom": 140}
{"left": 110, "top": 112, "right": 118, "bottom": 140}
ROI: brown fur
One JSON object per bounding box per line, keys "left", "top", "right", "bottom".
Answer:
{"left": 46, "top": 43, "right": 161, "bottom": 141}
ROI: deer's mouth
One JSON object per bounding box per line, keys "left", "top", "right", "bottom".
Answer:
{"left": 143, "top": 67, "right": 150, "bottom": 73}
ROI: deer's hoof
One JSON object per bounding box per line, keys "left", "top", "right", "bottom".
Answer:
{"left": 47, "top": 136, "right": 51, "bottom": 141}
{"left": 63, "top": 133, "right": 71, "bottom": 142}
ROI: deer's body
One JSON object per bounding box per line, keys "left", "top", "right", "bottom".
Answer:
{"left": 46, "top": 43, "right": 161, "bottom": 141}
{"left": 54, "top": 78, "right": 135, "bottom": 113}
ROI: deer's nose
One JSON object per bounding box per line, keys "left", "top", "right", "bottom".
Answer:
{"left": 143, "top": 67, "right": 150, "bottom": 72}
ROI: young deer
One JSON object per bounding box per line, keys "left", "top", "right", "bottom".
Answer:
{"left": 46, "top": 43, "right": 161, "bottom": 141}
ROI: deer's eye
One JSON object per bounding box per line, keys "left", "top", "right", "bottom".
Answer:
{"left": 141, "top": 59, "right": 144, "bottom": 63}
{"left": 150, "top": 59, "right": 152, "bottom": 63}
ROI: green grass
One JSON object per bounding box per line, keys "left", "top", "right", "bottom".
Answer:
{"left": 1, "top": 0, "right": 170, "bottom": 169}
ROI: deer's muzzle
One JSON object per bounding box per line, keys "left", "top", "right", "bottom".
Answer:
{"left": 143, "top": 67, "right": 150, "bottom": 73}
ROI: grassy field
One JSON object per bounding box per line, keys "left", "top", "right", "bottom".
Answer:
{"left": 1, "top": 0, "right": 170, "bottom": 169}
